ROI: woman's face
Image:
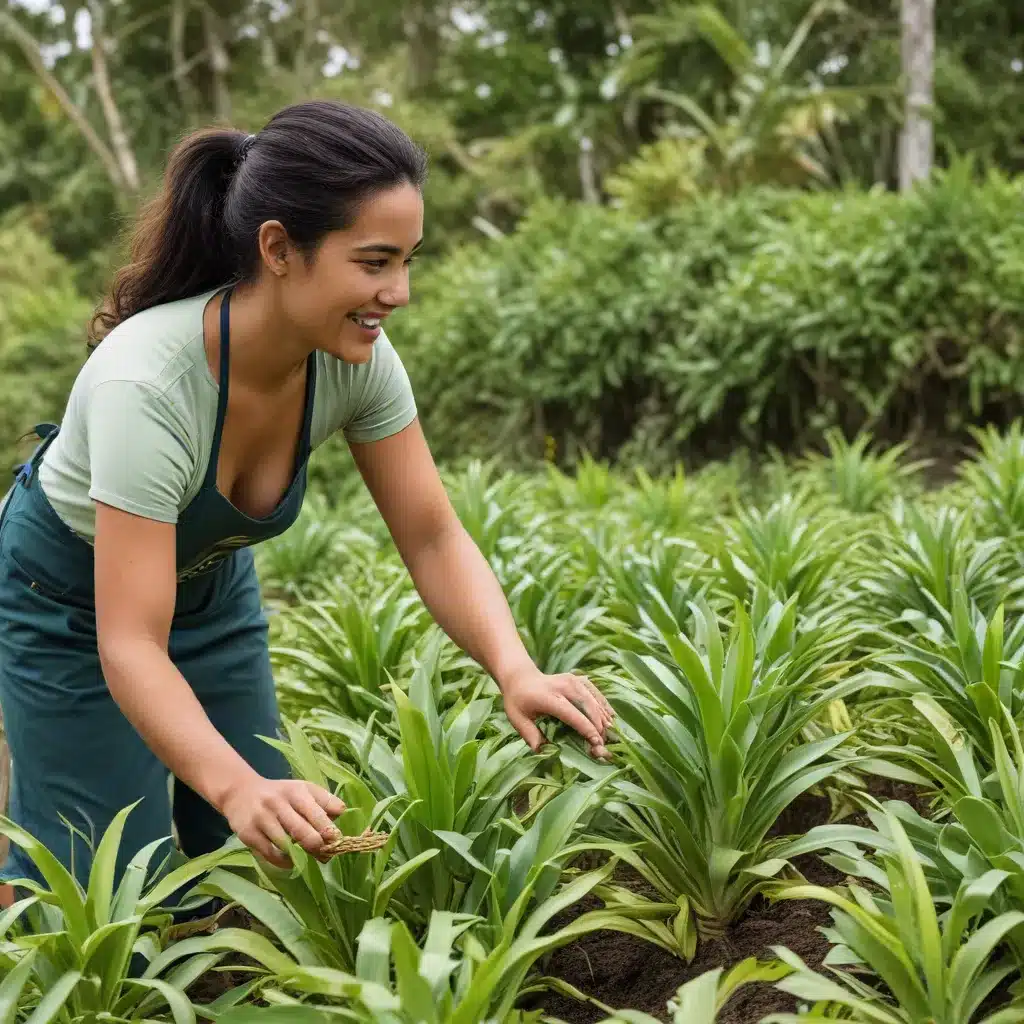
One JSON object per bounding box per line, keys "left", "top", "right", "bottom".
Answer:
{"left": 271, "top": 182, "right": 424, "bottom": 364}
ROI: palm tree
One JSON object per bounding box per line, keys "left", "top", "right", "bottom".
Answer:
{"left": 612, "top": 1, "right": 893, "bottom": 193}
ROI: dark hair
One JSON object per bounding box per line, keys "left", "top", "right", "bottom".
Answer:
{"left": 89, "top": 100, "right": 428, "bottom": 347}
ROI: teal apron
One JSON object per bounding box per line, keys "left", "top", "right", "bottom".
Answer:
{"left": 0, "top": 286, "right": 314, "bottom": 895}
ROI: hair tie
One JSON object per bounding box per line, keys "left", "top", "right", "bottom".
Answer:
{"left": 238, "top": 133, "right": 257, "bottom": 162}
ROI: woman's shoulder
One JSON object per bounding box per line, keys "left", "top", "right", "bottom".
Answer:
{"left": 312, "top": 331, "right": 416, "bottom": 446}
{"left": 314, "top": 330, "right": 408, "bottom": 402}
{"left": 83, "top": 290, "right": 216, "bottom": 395}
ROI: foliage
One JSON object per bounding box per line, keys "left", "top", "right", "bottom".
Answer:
{"left": 5, "top": 168, "right": 1024, "bottom": 475}
{"left": 957, "top": 422, "right": 1024, "bottom": 544}
{"left": 0, "top": 803, "right": 253, "bottom": 1022}
{"left": 594, "top": 594, "right": 883, "bottom": 949}
{"left": 611, "top": 1, "right": 885, "bottom": 200}
{"left": 4, "top": 427, "right": 1024, "bottom": 1020}
{"left": 391, "top": 165, "right": 1024, "bottom": 468}
{"left": 0, "top": 215, "right": 90, "bottom": 477}
{"left": 764, "top": 811, "right": 1024, "bottom": 1023}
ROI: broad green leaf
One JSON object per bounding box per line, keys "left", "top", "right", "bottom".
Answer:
{"left": 395, "top": 688, "right": 455, "bottom": 831}
{"left": 23, "top": 970, "right": 80, "bottom": 1024}
{"left": 0, "top": 949, "right": 39, "bottom": 1024}
{"left": 198, "top": 868, "right": 322, "bottom": 965}
{"left": 0, "top": 817, "right": 88, "bottom": 944}
{"left": 390, "top": 919, "right": 436, "bottom": 1023}
{"left": 949, "top": 911, "right": 1024, "bottom": 1011}
{"left": 355, "top": 916, "right": 392, "bottom": 987}
{"left": 124, "top": 977, "right": 197, "bottom": 1024}
{"left": 143, "top": 927, "right": 298, "bottom": 978}
{"left": 85, "top": 801, "right": 140, "bottom": 930}
{"left": 432, "top": 830, "right": 494, "bottom": 877}
{"left": 373, "top": 848, "right": 440, "bottom": 917}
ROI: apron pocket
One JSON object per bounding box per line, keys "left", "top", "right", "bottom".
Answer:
{"left": 0, "top": 512, "right": 79, "bottom": 600}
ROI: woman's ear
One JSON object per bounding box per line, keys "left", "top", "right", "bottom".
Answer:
{"left": 257, "top": 220, "right": 292, "bottom": 276}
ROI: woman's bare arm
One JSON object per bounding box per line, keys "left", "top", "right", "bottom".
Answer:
{"left": 93, "top": 503, "right": 343, "bottom": 865}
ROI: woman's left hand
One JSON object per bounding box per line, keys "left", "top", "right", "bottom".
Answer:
{"left": 500, "top": 665, "right": 614, "bottom": 760}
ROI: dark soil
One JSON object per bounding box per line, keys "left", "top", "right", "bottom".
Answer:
{"left": 858, "top": 773, "right": 939, "bottom": 820}
{"left": 533, "top": 793, "right": 845, "bottom": 1023}
{"left": 533, "top": 887, "right": 835, "bottom": 1023}
{"left": 184, "top": 906, "right": 264, "bottom": 1006}
{"left": 188, "top": 965, "right": 259, "bottom": 1006}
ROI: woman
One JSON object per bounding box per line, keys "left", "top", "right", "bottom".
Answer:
{"left": 0, "top": 100, "right": 611, "bottom": 901}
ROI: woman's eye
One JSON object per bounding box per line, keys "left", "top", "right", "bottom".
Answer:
{"left": 360, "top": 260, "right": 388, "bottom": 269}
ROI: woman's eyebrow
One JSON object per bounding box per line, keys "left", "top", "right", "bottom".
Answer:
{"left": 353, "top": 239, "right": 424, "bottom": 255}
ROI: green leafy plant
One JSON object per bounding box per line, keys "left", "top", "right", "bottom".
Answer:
{"left": 503, "top": 547, "right": 609, "bottom": 675}
{"left": 596, "top": 596, "right": 886, "bottom": 951}
{"left": 958, "top": 421, "right": 1024, "bottom": 542}
{"left": 712, "top": 492, "right": 864, "bottom": 615}
{"left": 0, "top": 805, "right": 254, "bottom": 1022}
{"left": 765, "top": 811, "right": 1024, "bottom": 1023}
{"left": 271, "top": 577, "right": 428, "bottom": 720}
{"left": 857, "top": 504, "right": 1023, "bottom": 636}
{"left": 872, "top": 590, "right": 1024, "bottom": 768}
{"left": 257, "top": 492, "right": 377, "bottom": 604}
{"left": 793, "top": 428, "right": 929, "bottom": 515}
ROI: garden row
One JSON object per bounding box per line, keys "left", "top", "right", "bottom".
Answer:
{"left": 1, "top": 425, "right": 1024, "bottom": 1021}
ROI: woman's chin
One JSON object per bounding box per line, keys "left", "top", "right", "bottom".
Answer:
{"left": 322, "top": 333, "right": 376, "bottom": 364}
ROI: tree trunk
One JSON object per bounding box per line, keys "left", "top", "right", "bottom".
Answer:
{"left": 403, "top": 1, "right": 440, "bottom": 94}
{"left": 202, "top": 4, "right": 231, "bottom": 122}
{"left": 578, "top": 134, "right": 600, "bottom": 203}
{"left": 898, "top": 0, "right": 934, "bottom": 191}
{"left": 295, "top": 0, "right": 319, "bottom": 93}
{"left": 88, "top": 0, "right": 140, "bottom": 192}
{"left": 170, "top": 0, "right": 198, "bottom": 117}
{"left": 0, "top": 9, "right": 129, "bottom": 192}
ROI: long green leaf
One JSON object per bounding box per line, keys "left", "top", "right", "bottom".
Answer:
{"left": 124, "top": 977, "right": 197, "bottom": 1024}
{"left": 23, "top": 970, "right": 80, "bottom": 1024}
{"left": 0, "top": 817, "right": 88, "bottom": 944}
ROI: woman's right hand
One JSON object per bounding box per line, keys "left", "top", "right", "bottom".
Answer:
{"left": 218, "top": 775, "right": 346, "bottom": 868}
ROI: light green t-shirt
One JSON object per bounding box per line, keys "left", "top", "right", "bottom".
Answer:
{"left": 32, "top": 288, "right": 417, "bottom": 541}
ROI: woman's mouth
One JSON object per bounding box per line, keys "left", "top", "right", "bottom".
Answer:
{"left": 347, "top": 313, "right": 383, "bottom": 340}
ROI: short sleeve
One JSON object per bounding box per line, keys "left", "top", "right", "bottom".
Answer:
{"left": 86, "top": 379, "right": 195, "bottom": 523}
{"left": 343, "top": 334, "right": 418, "bottom": 444}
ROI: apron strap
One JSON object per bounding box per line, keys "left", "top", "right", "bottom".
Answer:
{"left": 200, "top": 288, "right": 233, "bottom": 491}
{"left": 13, "top": 423, "right": 60, "bottom": 487}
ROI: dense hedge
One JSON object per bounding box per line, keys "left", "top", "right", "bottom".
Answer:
{"left": 391, "top": 162, "right": 1024, "bottom": 469}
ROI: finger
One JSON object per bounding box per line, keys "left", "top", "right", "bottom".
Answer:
{"left": 566, "top": 678, "right": 606, "bottom": 738}
{"left": 506, "top": 706, "right": 545, "bottom": 752}
{"left": 309, "top": 784, "right": 346, "bottom": 820}
{"left": 583, "top": 678, "right": 614, "bottom": 720}
{"left": 245, "top": 827, "right": 292, "bottom": 869}
{"left": 291, "top": 785, "right": 343, "bottom": 840}
{"left": 255, "top": 839, "right": 292, "bottom": 870}
{"left": 549, "top": 694, "right": 608, "bottom": 757}
{"left": 573, "top": 674, "right": 613, "bottom": 721}
{"left": 275, "top": 802, "right": 325, "bottom": 855}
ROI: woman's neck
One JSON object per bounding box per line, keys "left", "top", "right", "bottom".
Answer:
{"left": 205, "top": 282, "right": 311, "bottom": 394}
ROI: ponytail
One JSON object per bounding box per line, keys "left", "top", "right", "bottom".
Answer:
{"left": 89, "top": 128, "right": 251, "bottom": 348}
{"left": 89, "top": 101, "right": 427, "bottom": 349}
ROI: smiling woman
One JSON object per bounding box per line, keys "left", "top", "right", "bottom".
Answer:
{"left": 0, "top": 99, "right": 612, "bottom": 908}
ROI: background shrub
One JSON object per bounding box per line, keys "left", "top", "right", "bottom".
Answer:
{"left": 2, "top": 165, "right": 1023, "bottom": 480}
{"left": 392, "top": 162, "right": 1024, "bottom": 469}
{"left": 0, "top": 214, "right": 90, "bottom": 478}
